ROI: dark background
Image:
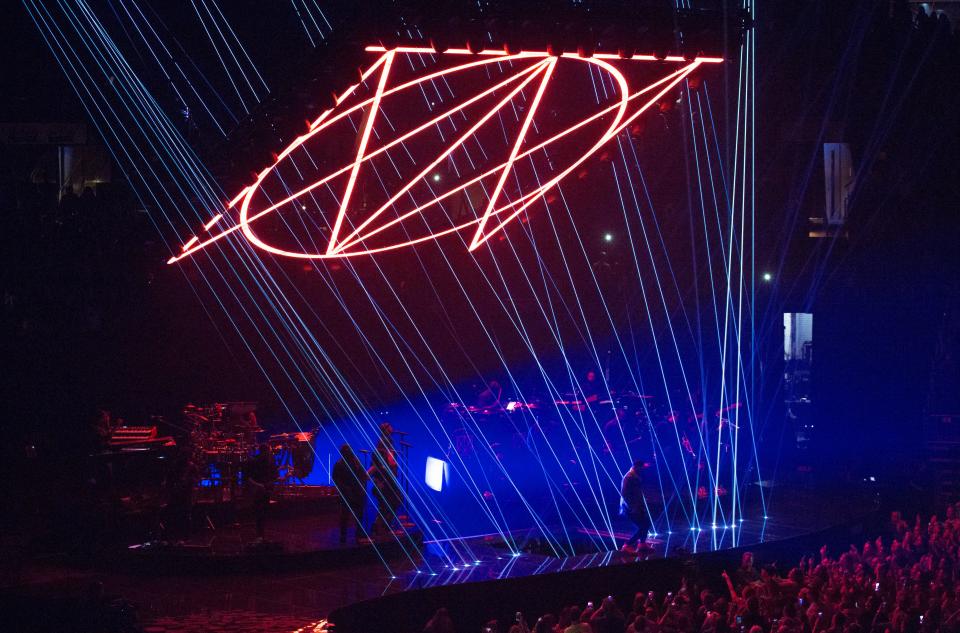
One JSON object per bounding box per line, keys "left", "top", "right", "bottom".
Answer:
{"left": 1, "top": 1, "right": 958, "bottom": 522}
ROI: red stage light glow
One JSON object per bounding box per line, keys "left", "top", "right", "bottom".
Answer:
{"left": 167, "top": 47, "right": 720, "bottom": 265}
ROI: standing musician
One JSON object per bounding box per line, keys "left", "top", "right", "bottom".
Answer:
{"left": 165, "top": 444, "right": 200, "bottom": 541}
{"left": 369, "top": 422, "right": 402, "bottom": 538}
{"left": 243, "top": 447, "right": 278, "bottom": 540}
{"left": 620, "top": 459, "right": 652, "bottom": 553}
{"left": 332, "top": 444, "right": 369, "bottom": 544}
{"left": 91, "top": 408, "right": 114, "bottom": 448}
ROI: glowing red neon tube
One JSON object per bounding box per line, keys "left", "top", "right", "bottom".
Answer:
{"left": 167, "top": 48, "right": 718, "bottom": 264}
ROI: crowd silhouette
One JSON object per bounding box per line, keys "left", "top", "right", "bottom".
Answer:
{"left": 422, "top": 503, "right": 960, "bottom": 633}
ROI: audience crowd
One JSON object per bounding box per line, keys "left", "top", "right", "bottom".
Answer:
{"left": 424, "top": 503, "right": 960, "bottom": 633}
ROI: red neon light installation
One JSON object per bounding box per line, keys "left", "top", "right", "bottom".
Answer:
{"left": 327, "top": 49, "right": 395, "bottom": 254}
{"left": 331, "top": 58, "right": 556, "bottom": 254}
{"left": 167, "top": 47, "right": 720, "bottom": 265}
{"left": 469, "top": 57, "right": 555, "bottom": 250}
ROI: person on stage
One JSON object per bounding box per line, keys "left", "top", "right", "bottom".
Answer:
{"left": 579, "top": 369, "right": 602, "bottom": 409}
{"left": 476, "top": 379, "right": 503, "bottom": 410}
{"left": 620, "top": 459, "right": 651, "bottom": 552}
{"left": 91, "top": 408, "right": 114, "bottom": 448}
{"left": 164, "top": 444, "right": 199, "bottom": 542}
{"left": 369, "top": 421, "right": 402, "bottom": 538}
{"left": 244, "top": 447, "right": 278, "bottom": 540}
{"left": 332, "top": 444, "right": 369, "bottom": 544}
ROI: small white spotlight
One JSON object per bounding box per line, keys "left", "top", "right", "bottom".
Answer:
{"left": 762, "top": 272, "right": 773, "bottom": 282}
{"left": 432, "top": 173, "right": 441, "bottom": 182}
{"left": 604, "top": 232, "right": 613, "bottom": 242}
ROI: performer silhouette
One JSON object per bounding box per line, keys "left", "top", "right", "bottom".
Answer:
{"left": 620, "top": 459, "right": 651, "bottom": 552}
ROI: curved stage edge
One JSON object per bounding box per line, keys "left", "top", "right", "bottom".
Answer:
{"left": 330, "top": 500, "right": 884, "bottom": 633}
{"left": 110, "top": 483, "right": 879, "bottom": 630}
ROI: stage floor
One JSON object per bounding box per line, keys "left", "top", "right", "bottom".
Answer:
{"left": 2, "top": 482, "right": 874, "bottom": 633}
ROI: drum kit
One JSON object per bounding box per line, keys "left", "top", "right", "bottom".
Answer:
{"left": 267, "top": 431, "right": 316, "bottom": 485}
{"left": 183, "top": 402, "right": 320, "bottom": 499}
{"left": 184, "top": 402, "right": 261, "bottom": 461}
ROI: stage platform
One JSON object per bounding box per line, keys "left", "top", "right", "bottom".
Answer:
{"left": 116, "top": 479, "right": 834, "bottom": 574}
{"left": 120, "top": 509, "right": 423, "bottom": 575}
{"left": 0, "top": 482, "right": 879, "bottom": 633}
